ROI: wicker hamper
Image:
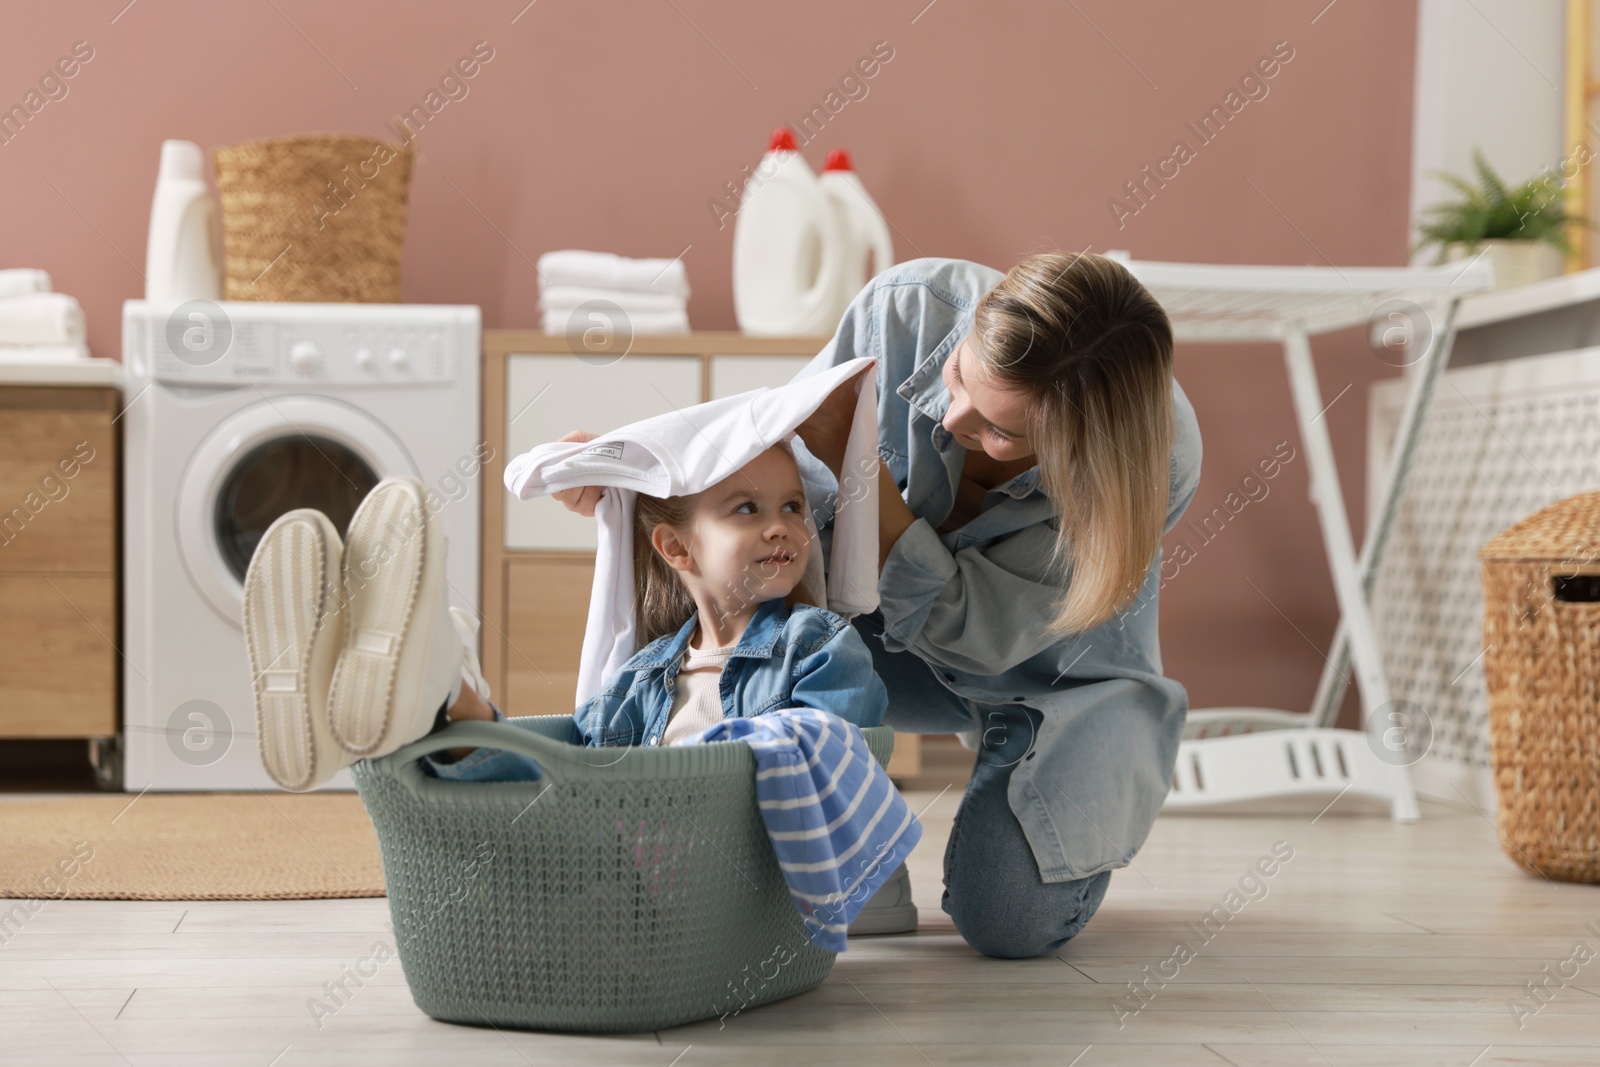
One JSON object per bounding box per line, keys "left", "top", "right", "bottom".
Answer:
{"left": 351, "top": 715, "right": 898, "bottom": 1032}
{"left": 211, "top": 128, "right": 415, "bottom": 302}
{"left": 1478, "top": 491, "right": 1600, "bottom": 883}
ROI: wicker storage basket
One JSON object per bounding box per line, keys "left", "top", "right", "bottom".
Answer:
{"left": 1478, "top": 490, "right": 1600, "bottom": 884}
{"left": 211, "top": 129, "right": 415, "bottom": 302}
{"left": 351, "top": 715, "right": 897, "bottom": 1032}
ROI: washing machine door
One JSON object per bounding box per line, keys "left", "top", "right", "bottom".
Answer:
{"left": 177, "top": 395, "right": 418, "bottom": 627}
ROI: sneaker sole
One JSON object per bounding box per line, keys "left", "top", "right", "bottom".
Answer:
{"left": 242, "top": 510, "right": 341, "bottom": 791}
{"left": 326, "top": 479, "right": 441, "bottom": 756}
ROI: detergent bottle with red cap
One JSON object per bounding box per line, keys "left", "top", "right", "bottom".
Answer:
{"left": 819, "top": 148, "right": 894, "bottom": 325}
{"left": 732, "top": 128, "right": 848, "bottom": 336}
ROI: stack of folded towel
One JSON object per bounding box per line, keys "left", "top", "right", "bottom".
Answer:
{"left": 537, "top": 249, "right": 691, "bottom": 335}
{"left": 0, "top": 269, "right": 88, "bottom": 361}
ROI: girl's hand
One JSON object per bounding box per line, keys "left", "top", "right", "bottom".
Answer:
{"left": 794, "top": 378, "right": 858, "bottom": 479}
{"left": 551, "top": 430, "right": 605, "bottom": 516}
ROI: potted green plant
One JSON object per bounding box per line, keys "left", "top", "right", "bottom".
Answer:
{"left": 1413, "top": 148, "right": 1593, "bottom": 289}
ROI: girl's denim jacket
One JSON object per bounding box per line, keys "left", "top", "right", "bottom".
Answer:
{"left": 424, "top": 597, "right": 888, "bottom": 781}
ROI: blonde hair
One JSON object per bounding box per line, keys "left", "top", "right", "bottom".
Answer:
{"left": 630, "top": 444, "right": 819, "bottom": 646}
{"left": 632, "top": 491, "right": 701, "bottom": 646}
{"left": 971, "top": 251, "right": 1175, "bottom": 636}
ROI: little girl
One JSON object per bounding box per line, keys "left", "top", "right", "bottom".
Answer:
{"left": 241, "top": 442, "right": 887, "bottom": 789}
{"left": 424, "top": 439, "right": 888, "bottom": 780}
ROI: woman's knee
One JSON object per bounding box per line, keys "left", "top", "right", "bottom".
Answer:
{"left": 946, "top": 868, "right": 1113, "bottom": 959}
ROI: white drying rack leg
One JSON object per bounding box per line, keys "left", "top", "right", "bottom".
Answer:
{"left": 1165, "top": 323, "right": 1420, "bottom": 822}
{"left": 1308, "top": 299, "right": 1464, "bottom": 731}
{"left": 1281, "top": 324, "right": 1393, "bottom": 716}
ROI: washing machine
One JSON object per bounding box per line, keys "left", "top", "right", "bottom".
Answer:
{"left": 120, "top": 299, "right": 482, "bottom": 791}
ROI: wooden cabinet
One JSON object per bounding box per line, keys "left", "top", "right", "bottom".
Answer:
{"left": 482, "top": 332, "right": 920, "bottom": 775}
{"left": 502, "top": 552, "right": 595, "bottom": 716}
{"left": 0, "top": 386, "right": 119, "bottom": 739}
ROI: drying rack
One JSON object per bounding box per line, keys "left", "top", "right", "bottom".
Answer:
{"left": 1106, "top": 252, "right": 1497, "bottom": 822}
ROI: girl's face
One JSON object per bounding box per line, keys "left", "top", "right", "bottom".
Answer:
{"left": 664, "top": 445, "right": 812, "bottom": 612}
{"left": 941, "top": 336, "right": 1036, "bottom": 462}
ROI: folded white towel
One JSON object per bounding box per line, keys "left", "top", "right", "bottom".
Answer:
{"left": 0, "top": 269, "right": 51, "bottom": 300}
{"left": 536, "top": 250, "right": 690, "bottom": 301}
{"left": 0, "top": 343, "right": 90, "bottom": 362}
{"left": 0, "top": 292, "right": 85, "bottom": 346}
{"left": 538, "top": 285, "right": 687, "bottom": 315}
{"left": 541, "top": 307, "right": 689, "bottom": 335}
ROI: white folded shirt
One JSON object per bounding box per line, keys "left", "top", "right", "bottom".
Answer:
{"left": 503, "top": 357, "right": 880, "bottom": 705}
{"left": 0, "top": 269, "right": 51, "bottom": 300}
{"left": 538, "top": 284, "right": 687, "bottom": 314}
{"left": 0, "top": 292, "right": 85, "bottom": 346}
{"left": 541, "top": 307, "right": 689, "bottom": 335}
{"left": 536, "top": 249, "right": 691, "bottom": 302}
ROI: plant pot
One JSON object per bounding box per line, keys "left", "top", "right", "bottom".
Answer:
{"left": 1445, "top": 240, "right": 1565, "bottom": 290}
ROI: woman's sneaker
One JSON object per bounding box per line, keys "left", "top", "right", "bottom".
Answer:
{"left": 242, "top": 509, "right": 354, "bottom": 791}
{"left": 847, "top": 860, "right": 918, "bottom": 936}
{"left": 326, "top": 476, "right": 465, "bottom": 758}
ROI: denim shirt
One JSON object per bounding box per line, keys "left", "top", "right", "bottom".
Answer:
{"left": 575, "top": 596, "right": 888, "bottom": 747}
{"left": 790, "top": 257, "right": 1204, "bottom": 883}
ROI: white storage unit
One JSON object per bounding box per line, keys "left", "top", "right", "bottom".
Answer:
{"left": 1368, "top": 345, "right": 1600, "bottom": 811}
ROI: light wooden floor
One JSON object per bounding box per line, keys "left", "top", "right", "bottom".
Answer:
{"left": 4, "top": 758, "right": 1599, "bottom": 1066}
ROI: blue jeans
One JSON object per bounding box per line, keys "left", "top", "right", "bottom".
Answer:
{"left": 852, "top": 610, "right": 1112, "bottom": 959}
{"left": 420, "top": 701, "right": 546, "bottom": 782}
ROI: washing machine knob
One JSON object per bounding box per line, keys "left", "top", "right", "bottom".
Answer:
{"left": 388, "top": 347, "right": 409, "bottom": 370}
{"left": 288, "top": 340, "right": 323, "bottom": 374}
{"left": 354, "top": 347, "right": 376, "bottom": 370}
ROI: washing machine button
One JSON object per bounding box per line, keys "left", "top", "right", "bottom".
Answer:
{"left": 288, "top": 340, "right": 323, "bottom": 375}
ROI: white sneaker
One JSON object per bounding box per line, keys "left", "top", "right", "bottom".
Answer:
{"left": 241, "top": 509, "right": 355, "bottom": 791}
{"left": 846, "top": 860, "right": 918, "bottom": 936}
{"left": 326, "top": 477, "right": 462, "bottom": 758}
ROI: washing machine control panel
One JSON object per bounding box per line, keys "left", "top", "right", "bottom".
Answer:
{"left": 123, "top": 300, "right": 480, "bottom": 386}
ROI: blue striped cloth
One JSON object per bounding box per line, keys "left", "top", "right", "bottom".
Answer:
{"left": 677, "top": 708, "right": 922, "bottom": 951}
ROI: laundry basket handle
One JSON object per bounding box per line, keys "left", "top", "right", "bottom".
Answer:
{"left": 377, "top": 716, "right": 613, "bottom": 781}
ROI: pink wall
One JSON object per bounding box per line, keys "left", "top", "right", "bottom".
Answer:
{"left": 1, "top": 0, "right": 1418, "bottom": 725}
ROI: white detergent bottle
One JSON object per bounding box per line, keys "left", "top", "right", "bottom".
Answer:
{"left": 819, "top": 148, "right": 894, "bottom": 324}
{"left": 733, "top": 128, "right": 847, "bottom": 336}
{"left": 145, "top": 139, "right": 222, "bottom": 302}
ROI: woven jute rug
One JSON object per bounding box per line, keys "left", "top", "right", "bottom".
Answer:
{"left": 0, "top": 792, "right": 385, "bottom": 900}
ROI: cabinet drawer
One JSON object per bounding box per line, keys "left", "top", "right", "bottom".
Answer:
{"left": 708, "top": 355, "right": 814, "bottom": 399}
{"left": 504, "top": 354, "right": 700, "bottom": 551}
{"left": 0, "top": 573, "right": 116, "bottom": 737}
{"left": 503, "top": 553, "right": 596, "bottom": 716}
{"left": 0, "top": 389, "right": 116, "bottom": 573}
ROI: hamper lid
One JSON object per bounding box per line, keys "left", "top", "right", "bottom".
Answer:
{"left": 1478, "top": 490, "right": 1600, "bottom": 564}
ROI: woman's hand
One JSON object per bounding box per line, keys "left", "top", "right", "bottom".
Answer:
{"left": 551, "top": 430, "right": 605, "bottom": 516}
{"left": 794, "top": 378, "right": 858, "bottom": 479}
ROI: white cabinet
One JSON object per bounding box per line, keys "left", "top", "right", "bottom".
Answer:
{"left": 708, "top": 354, "right": 815, "bottom": 399}
{"left": 503, "top": 353, "right": 700, "bottom": 551}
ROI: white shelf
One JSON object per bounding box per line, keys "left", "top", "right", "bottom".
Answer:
{"left": 0, "top": 355, "right": 121, "bottom": 388}
{"left": 1452, "top": 263, "right": 1600, "bottom": 330}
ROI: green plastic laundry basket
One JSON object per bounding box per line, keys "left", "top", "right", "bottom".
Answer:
{"left": 350, "top": 715, "right": 897, "bottom": 1033}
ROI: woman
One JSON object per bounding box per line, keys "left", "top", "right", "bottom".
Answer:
{"left": 559, "top": 252, "right": 1203, "bottom": 958}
